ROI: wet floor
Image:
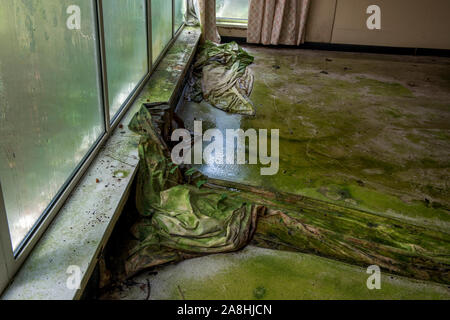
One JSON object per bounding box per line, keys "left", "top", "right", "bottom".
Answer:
{"left": 177, "top": 46, "right": 450, "bottom": 232}
{"left": 100, "top": 46, "right": 450, "bottom": 300}
{"left": 101, "top": 246, "right": 450, "bottom": 300}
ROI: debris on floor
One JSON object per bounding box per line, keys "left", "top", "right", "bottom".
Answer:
{"left": 116, "top": 103, "right": 450, "bottom": 285}
{"left": 97, "top": 46, "right": 450, "bottom": 300}
{"left": 179, "top": 45, "right": 450, "bottom": 235}
{"left": 187, "top": 41, "right": 256, "bottom": 115}
{"left": 125, "top": 104, "right": 260, "bottom": 278}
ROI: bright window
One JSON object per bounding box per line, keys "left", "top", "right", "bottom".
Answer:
{"left": 0, "top": 0, "right": 186, "bottom": 295}
{"left": 216, "top": 0, "right": 249, "bottom": 24}
{"left": 152, "top": 0, "right": 173, "bottom": 63}
{"left": 174, "top": 0, "right": 187, "bottom": 32}
{"left": 0, "top": 0, "right": 104, "bottom": 251}
{"left": 103, "top": 0, "right": 148, "bottom": 120}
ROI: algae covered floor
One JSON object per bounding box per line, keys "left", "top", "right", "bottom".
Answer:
{"left": 101, "top": 47, "right": 450, "bottom": 300}
{"left": 101, "top": 246, "right": 450, "bottom": 300}
{"left": 177, "top": 46, "right": 450, "bottom": 233}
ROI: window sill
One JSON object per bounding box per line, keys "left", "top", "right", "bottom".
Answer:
{"left": 217, "top": 22, "right": 248, "bottom": 39}
{"left": 1, "top": 26, "right": 201, "bottom": 300}
{"left": 217, "top": 21, "right": 248, "bottom": 29}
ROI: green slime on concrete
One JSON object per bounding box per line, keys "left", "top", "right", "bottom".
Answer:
{"left": 157, "top": 247, "right": 450, "bottom": 300}
{"left": 177, "top": 46, "right": 450, "bottom": 233}
{"left": 102, "top": 246, "right": 450, "bottom": 300}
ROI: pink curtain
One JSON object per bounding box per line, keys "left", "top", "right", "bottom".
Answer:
{"left": 247, "top": 0, "right": 311, "bottom": 45}
{"left": 197, "top": 0, "right": 221, "bottom": 43}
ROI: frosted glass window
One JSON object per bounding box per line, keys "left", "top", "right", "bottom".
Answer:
{"left": 0, "top": 0, "right": 104, "bottom": 251}
{"left": 174, "top": 0, "right": 186, "bottom": 32}
{"left": 0, "top": 246, "right": 7, "bottom": 289}
{"left": 103, "top": 0, "right": 148, "bottom": 119}
{"left": 152, "top": 0, "right": 173, "bottom": 63}
{"left": 216, "top": 0, "right": 249, "bottom": 23}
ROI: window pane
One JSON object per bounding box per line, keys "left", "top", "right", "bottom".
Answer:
{"left": 0, "top": 245, "right": 7, "bottom": 289}
{"left": 103, "top": 0, "right": 148, "bottom": 119}
{"left": 0, "top": 0, "right": 104, "bottom": 251}
{"left": 174, "top": 0, "right": 186, "bottom": 32}
{"left": 152, "top": 0, "right": 173, "bottom": 63}
{"left": 216, "top": 0, "right": 249, "bottom": 22}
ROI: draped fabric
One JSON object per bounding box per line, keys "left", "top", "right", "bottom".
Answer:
{"left": 196, "top": 0, "right": 221, "bottom": 43}
{"left": 247, "top": 0, "right": 311, "bottom": 45}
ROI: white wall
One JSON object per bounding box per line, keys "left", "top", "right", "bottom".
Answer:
{"left": 306, "top": 0, "right": 450, "bottom": 50}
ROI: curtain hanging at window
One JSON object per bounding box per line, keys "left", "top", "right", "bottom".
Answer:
{"left": 193, "top": 0, "right": 221, "bottom": 43}
{"left": 247, "top": 0, "right": 311, "bottom": 46}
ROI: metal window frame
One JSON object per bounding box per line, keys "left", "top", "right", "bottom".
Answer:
{"left": 150, "top": 0, "right": 187, "bottom": 70}
{"left": 0, "top": 0, "right": 187, "bottom": 295}
{"left": 0, "top": 182, "right": 10, "bottom": 292}
{"left": 174, "top": 0, "right": 187, "bottom": 35}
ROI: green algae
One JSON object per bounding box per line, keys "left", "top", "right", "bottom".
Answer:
{"left": 384, "top": 108, "right": 404, "bottom": 119}
{"left": 253, "top": 286, "right": 267, "bottom": 300}
{"left": 176, "top": 46, "right": 450, "bottom": 233}
{"left": 158, "top": 247, "right": 450, "bottom": 300}
{"left": 126, "top": 26, "right": 201, "bottom": 107}
{"left": 99, "top": 42, "right": 450, "bottom": 301}
{"left": 113, "top": 170, "right": 130, "bottom": 179}
{"left": 356, "top": 77, "right": 413, "bottom": 97}
{"left": 197, "top": 178, "right": 449, "bottom": 284}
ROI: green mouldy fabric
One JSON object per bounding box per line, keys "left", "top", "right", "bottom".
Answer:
{"left": 128, "top": 104, "right": 183, "bottom": 217}
{"left": 126, "top": 106, "right": 450, "bottom": 284}
{"left": 126, "top": 106, "right": 258, "bottom": 277}
{"left": 189, "top": 41, "right": 256, "bottom": 116}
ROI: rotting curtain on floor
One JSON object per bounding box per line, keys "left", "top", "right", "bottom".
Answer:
{"left": 247, "top": 0, "right": 311, "bottom": 45}
{"left": 123, "top": 104, "right": 450, "bottom": 285}
{"left": 188, "top": 41, "right": 256, "bottom": 115}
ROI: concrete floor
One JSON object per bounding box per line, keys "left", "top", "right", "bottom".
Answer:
{"left": 104, "top": 47, "right": 450, "bottom": 300}
{"left": 101, "top": 246, "right": 450, "bottom": 300}
{"left": 178, "top": 46, "right": 450, "bottom": 232}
